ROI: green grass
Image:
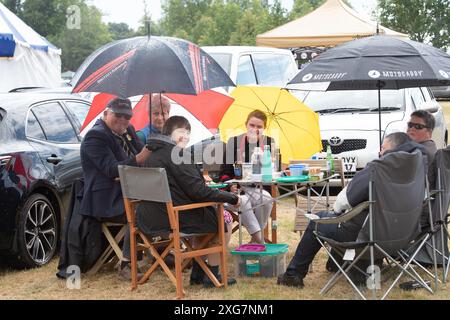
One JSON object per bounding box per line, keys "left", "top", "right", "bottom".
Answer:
{"left": 1, "top": 197, "right": 450, "bottom": 300}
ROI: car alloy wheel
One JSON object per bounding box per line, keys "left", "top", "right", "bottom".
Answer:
{"left": 17, "top": 194, "right": 58, "bottom": 267}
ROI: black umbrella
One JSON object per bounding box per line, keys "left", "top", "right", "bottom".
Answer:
{"left": 288, "top": 35, "right": 450, "bottom": 149}
{"left": 71, "top": 36, "right": 235, "bottom": 98}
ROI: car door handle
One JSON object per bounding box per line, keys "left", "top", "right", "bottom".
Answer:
{"left": 46, "top": 155, "right": 62, "bottom": 165}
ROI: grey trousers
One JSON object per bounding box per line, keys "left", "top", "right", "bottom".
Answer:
{"left": 239, "top": 187, "right": 273, "bottom": 235}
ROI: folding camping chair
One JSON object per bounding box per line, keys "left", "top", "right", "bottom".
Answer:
{"left": 410, "top": 147, "right": 450, "bottom": 283}
{"left": 397, "top": 147, "right": 450, "bottom": 288}
{"left": 118, "top": 165, "right": 229, "bottom": 299}
{"left": 436, "top": 147, "right": 450, "bottom": 281}
{"left": 312, "top": 150, "right": 433, "bottom": 300}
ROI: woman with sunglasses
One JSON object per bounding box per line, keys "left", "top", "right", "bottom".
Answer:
{"left": 79, "top": 98, "right": 151, "bottom": 280}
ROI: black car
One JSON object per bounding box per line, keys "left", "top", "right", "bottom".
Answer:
{"left": 0, "top": 90, "right": 90, "bottom": 267}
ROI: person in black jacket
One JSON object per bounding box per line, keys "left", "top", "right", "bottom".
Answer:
{"left": 80, "top": 97, "right": 151, "bottom": 280}
{"left": 136, "top": 116, "right": 240, "bottom": 287}
{"left": 277, "top": 132, "right": 428, "bottom": 288}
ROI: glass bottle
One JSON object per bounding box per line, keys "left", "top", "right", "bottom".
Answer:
{"left": 326, "top": 144, "right": 334, "bottom": 175}
{"left": 262, "top": 145, "right": 273, "bottom": 182}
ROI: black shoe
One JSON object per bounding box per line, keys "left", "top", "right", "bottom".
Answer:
{"left": 326, "top": 249, "right": 344, "bottom": 272}
{"left": 190, "top": 260, "right": 205, "bottom": 285}
{"left": 348, "top": 270, "right": 367, "bottom": 287}
{"left": 202, "top": 265, "right": 237, "bottom": 288}
{"left": 277, "top": 273, "right": 304, "bottom": 288}
{"left": 164, "top": 253, "right": 175, "bottom": 269}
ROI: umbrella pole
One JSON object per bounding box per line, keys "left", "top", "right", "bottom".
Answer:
{"left": 148, "top": 93, "right": 152, "bottom": 136}
{"left": 378, "top": 81, "right": 382, "bottom": 152}
{"left": 160, "top": 93, "right": 166, "bottom": 124}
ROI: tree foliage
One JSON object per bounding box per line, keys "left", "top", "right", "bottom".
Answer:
{"left": 1, "top": 0, "right": 21, "bottom": 14}
{"left": 49, "top": 3, "right": 112, "bottom": 72}
{"left": 289, "top": 0, "right": 325, "bottom": 19}
{"left": 14, "top": 0, "right": 448, "bottom": 75}
{"left": 1, "top": 0, "right": 113, "bottom": 72}
{"left": 379, "top": 0, "right": 450, "bottom": 50}
{"left": 108, "top": 22, "right": 135, "bottom": 41}
{"left": 158, "top": 0, "right": 291, "bottom": 46}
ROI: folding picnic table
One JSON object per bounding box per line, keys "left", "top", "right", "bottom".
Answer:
{"left": 225, "top": 174, "right": 337, "bottom": 244}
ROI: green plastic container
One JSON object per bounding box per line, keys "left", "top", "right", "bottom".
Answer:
{"left": 207, "top": 183, "right": 228, "bottom": 188}
{"left": 276, "top": 175, "right": 308, "bottom": 183}
{"left": 231, "top": 244, "right": 288, "bottom": 277}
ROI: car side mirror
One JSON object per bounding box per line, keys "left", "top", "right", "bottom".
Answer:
{"left": 419, "top": 101, "right": 439, "bottom": 113}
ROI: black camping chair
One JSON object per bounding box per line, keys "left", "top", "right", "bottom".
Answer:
{"left": 312, "top": 150, "right": 432, "bottom": 300}
{"left": 398, "top": 147, "right": 450, "bottom": 288}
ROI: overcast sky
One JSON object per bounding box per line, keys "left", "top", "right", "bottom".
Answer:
{"left": 89, "top": 0, "right": 378, "bottom": 31}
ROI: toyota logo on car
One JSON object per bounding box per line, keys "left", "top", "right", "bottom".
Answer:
{"left": 328, "top": 136, "right": 343, "bottom": 146}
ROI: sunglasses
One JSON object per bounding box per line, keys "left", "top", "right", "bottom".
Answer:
{"left": 407, "top": 122, "right": 428, "bottom": 130}
{"left": 113, "top": 112, "right": 132, "bottom": 120}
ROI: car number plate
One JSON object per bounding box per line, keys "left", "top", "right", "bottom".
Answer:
{"left": 340, "top": 156, "right": 357, "bottom": 172}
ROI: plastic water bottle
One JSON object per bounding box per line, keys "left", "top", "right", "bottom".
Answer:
{"left": 251, "top": 147, "right": 262, "bottom": 182}
{"left": 326, "top": 144, "right": 334, "bottom": 175}
{"left": 262, "top": 145, "right": 273, "bottom": 182}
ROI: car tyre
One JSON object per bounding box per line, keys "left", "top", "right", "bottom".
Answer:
{"left": 13, "top": 193, "right": 58, "bottom": 268}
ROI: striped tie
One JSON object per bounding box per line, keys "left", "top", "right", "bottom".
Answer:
{"left": 113, "top": 132, "right": 133, "bottom": 158}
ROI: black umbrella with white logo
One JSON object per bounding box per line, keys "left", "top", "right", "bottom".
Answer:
{"left": 288, "top": 35, "right": 450, "bottom": 149}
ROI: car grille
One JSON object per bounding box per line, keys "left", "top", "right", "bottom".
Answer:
{"left": 322, "top": 139, "right": 367, "bottom": 154}
{"left": 333, "top": 169, "right": 362, "bottom": 181}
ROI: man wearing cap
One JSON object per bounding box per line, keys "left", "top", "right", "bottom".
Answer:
{"left": 80, "top": 97, "right": 151, "bottom": 280}
{"left": 136, "top": 93, "right": 171, "bottom": 143}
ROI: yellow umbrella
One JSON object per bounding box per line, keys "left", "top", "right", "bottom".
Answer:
{"left": 219, "top": 86, "right": 322, "bottom": 163}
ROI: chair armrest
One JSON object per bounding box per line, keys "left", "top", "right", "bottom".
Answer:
{"left": 174, "top": 202, "right": 221, "bottom": 212}
{"left": 313, "top": 201, "right": 370, "bottom": 225}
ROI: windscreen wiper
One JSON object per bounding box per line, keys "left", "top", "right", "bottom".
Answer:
{"left": 317, "top": 107, "right": 370, "bottom": 114}
{"left": 368, "top": 107, "right": 401, "bottom": 112}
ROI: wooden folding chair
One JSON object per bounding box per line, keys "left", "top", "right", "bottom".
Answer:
{"left": 118, "top": 165, "right": 228, "bottom": 299}
{"left": 87, "top": 222, "right": 126, "bottom": 275}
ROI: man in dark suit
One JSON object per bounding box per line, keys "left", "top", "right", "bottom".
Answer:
{"left": 80, "top": 97, "right": 150, "bottom": 279}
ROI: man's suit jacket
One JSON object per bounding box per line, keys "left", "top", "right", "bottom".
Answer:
{"left": 79, "top": 119, "right": 143, "bottom": 219}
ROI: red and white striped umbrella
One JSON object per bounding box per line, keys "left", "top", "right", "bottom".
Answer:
{"left": 80, "top": 89, "right": 234, "bottom": 146}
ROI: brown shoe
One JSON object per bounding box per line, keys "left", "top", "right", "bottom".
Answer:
{"left": 118, "top": 263, "right": 143, "bottom": 281}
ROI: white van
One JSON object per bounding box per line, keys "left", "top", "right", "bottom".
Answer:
{"left": 202, "top": 46, "right": 298, "bottom": 87}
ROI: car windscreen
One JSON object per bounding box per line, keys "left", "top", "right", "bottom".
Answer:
{"left": 303, "top": 89, "right": 405, "bottom": 113}
{"left": 208, "top": 53, "right": 232, "bottom": 75}
{"left": 252, "top": 53, "right": 297, "bottom": 86}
